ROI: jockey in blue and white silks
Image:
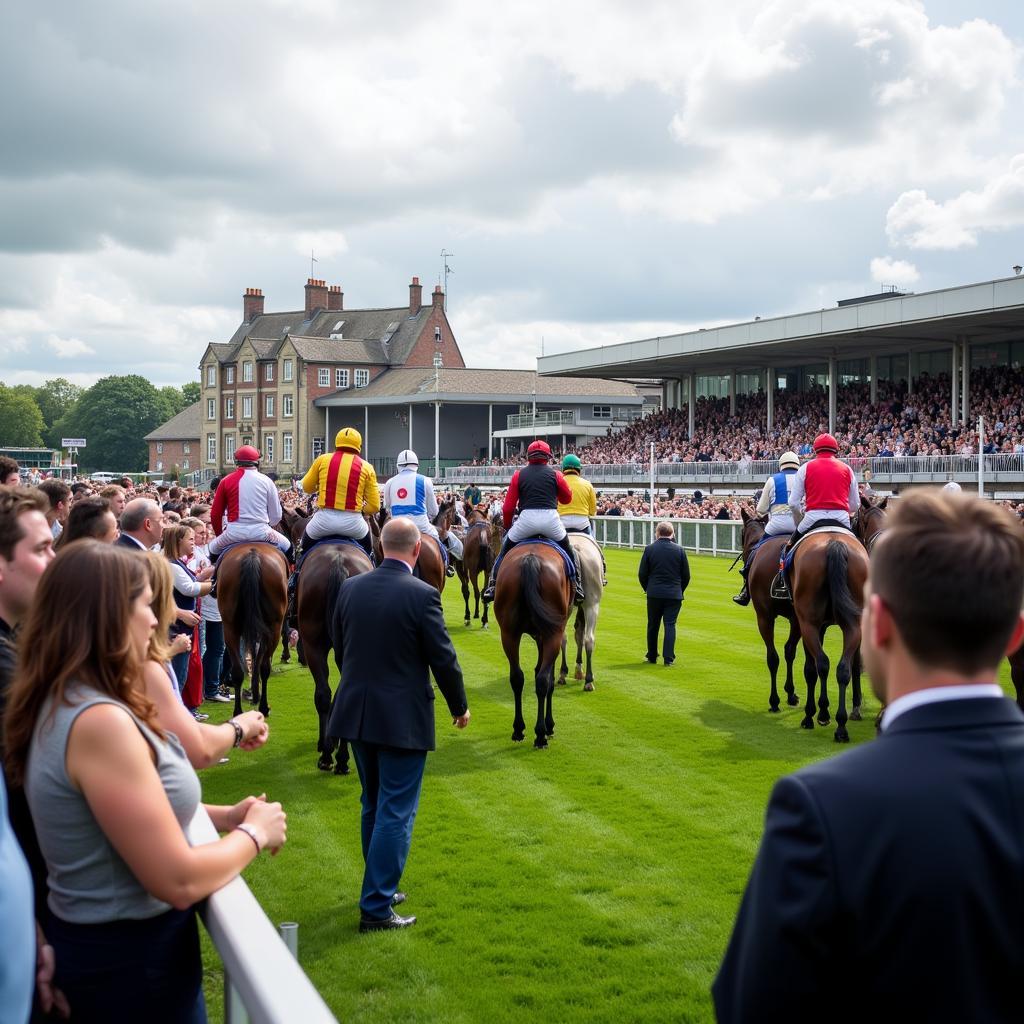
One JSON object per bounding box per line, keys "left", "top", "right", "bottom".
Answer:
{"left": 733, "top": 451, "right": 800, "bottom": 606}
{"left": 382, "top": 450, "right": 463, "bottom": 574}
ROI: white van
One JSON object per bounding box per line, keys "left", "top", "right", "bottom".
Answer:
{"left": 89, "top": 472, "right": 120, "bottom": 484}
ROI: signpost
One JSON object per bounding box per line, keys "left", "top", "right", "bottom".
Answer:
{"left": 61, "top": 438, "right": 85, "bottom": 475}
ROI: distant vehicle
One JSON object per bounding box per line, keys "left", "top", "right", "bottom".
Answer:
{"left": 89, "top": 472, "right": 120, "bottom": 484}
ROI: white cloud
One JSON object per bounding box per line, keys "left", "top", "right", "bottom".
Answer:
{"left": 47, "top": 335, "right": 96, "bottom": 359}
{"left": 870, "top": 255, "right": 920, "bottom": 286}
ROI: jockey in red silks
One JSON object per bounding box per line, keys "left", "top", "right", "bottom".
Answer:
{"left": 208, "top": 445, "right": 291, "bottom": 559}
{"left": 785, "top": 433, "right": 860, "bottom": 543}
{"left": 482, "top": 440, "right": 585, "bottom": 605}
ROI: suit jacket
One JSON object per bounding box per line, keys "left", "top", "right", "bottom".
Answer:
{"left": 116, "top": 532, "right": 148, "bottom": 551}
{"left": 638, "top": 538, "right": 690, "bottom": 600}
{"left": 713, "top": 696, "right": 1024, "bottom": 1024}
{"left": 328, "top": 559, "right": 467, "bottom": 752}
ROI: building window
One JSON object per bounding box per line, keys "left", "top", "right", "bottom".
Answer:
{"left": 283, "top": 432, "right": 293, "bottom": 463}
{"left": 224, "top": 434, "right": 234, "bottom": 455}
{"left": 336, "top": 368, "right": 349, "bottom": 389}
{"left": 592, "top": 405, "right": 612, "bottom": 419}
{"left": 226, "top": 366, "right": 235, "bottom": 384}
{"left": 224, "top": 397, "right": 234, "bottom": 420}
{"left": 265, "top": 363, "right": 274, "bottom": 382}
{"left": 265, "top": 395, "right": 275, "bottom": 418}
{"left": 312, "top": 437, "right": 325, "bottom": 459}
{"left": 242, "top": 435, "right": 252, "bottom": 446}
{"left": 207, "top": 434, "right": 216, "bottom": 464}
{"left": 263, "top": 434, "right": 274, "bottom": 463}
{"left": 182, "top": 458, "right": 190, "bottom": 470}
{"left": 243, "top": 361, "right": 254, "bottom": 382}
{"left": 318, "top": 368, "right": 329, "bottom": 387}
{"left": 283, "top": 358, "right": 293, "bottom": 382}
{"left": 207, "top": 398, "right": 216, "bottom": 420}
{"left": 156, "top": 442, "right": 163, "bottom": 454}
{"left": 156, "top": 460, "right": 163, "bottom": 472}
{"left": 182, "top": 442, "right": 190, "bottom": 455}
{"left": 355, "top": 369, "right": 369, "bottom": 388}
{"left": 206, "top": 365, "right": 216, "bottom": 387}
{"left": 242, "top": 395, "right": 253, "bottom": 419}
{"left": 434, "top": 326, "right": 442, "bottom": 343}
{"left": 283, "top": 394, "right": 294, "bottom": 417}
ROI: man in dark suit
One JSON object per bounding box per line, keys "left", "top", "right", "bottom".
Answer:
{"left": 713, "top": 490, "right": 1024, "bottom": 1023}
{"left": 329, "top": 517, "right": 470, "bottom": 932}
{"left": 638, "top": 521, "right": 690, "bottom": 665}
{"left": 117, "top": 497, "right": 164, "bottom": 551}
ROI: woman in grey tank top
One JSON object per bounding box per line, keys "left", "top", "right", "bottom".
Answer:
{"left": 4, "top": 542, "right": 287, "bottom": 1024}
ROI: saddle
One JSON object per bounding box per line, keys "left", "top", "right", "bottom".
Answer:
{"left": 772, "top": 524, "right": 856, "bottom": 599}
{"left": 516, "top": 537, "right": 576, "bottom": 581}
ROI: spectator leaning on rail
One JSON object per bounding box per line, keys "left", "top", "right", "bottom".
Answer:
{"left": 733, "top": 451, "right": 800, "bottom": 606}
{"left": 557, "top": 453, "right": 607, "bottom": 585}
{"left": 481, "top": 440, "right": 585, "bottom": 605}
{"left": 383, "top": 449, "right": 462, "bottom": 577}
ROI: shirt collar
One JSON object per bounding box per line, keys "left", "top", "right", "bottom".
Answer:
{"left": 881, "top": 684, "right": 1005, "bottom": 731}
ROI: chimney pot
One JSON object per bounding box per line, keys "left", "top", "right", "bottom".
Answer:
{"left": 432, "top": 284, "right": 445, "bottom": 310}
{"left": 409, "top": 275, "right": 423, "bottom": 316}
{"left": 328, "top": 285, "right": 344, "bottom": 312}
{"left": 243, "top": 286, "right": 265, "bottom": 322}
{"left": 304, "top": 277, "right": 329, "bottom": 317}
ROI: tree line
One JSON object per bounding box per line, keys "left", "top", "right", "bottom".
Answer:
{"left": 0, "top": 376, "right": 200, "bottom": 472}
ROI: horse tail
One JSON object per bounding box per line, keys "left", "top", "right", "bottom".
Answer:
{"left": 519, "top": 553, "right": 565, "bottom": 637}
{"left": 825, "top": 539, "right": 861, "bottom": 628}
{"left": 238, "top": 549, "right": 272, "bottom": 673}
{"left": 326, "top": 551, "right": 351, "bottom": 651}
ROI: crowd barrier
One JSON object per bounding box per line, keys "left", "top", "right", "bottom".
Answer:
{"left": 186, "top": 808, "right": 337, "bottom": 1024}
{"left": 593, "top": 516, "right": 742, "bottom": 556}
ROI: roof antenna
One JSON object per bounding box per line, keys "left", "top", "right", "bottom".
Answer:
{"left": 441, "top": 250, "right": 454, "bottom": 312}
{"left": 310, "top": 249, "right": 318, "bottom": 279}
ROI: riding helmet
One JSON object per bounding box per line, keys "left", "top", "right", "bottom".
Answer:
{"left": 812, "top": 433, "right": 839, "bottom": 454}
{"left": 562, "top": 454, "right": 582, "bottom": 473}
{"left": 778, "top": 451, "right": 800, "bottom": 470}
{"left": 335, "top": 427, "right": 363, "bottom": 452}
{"left": 527, "top": 439, "right": 553, "bottom": 462}
{"left": 234, "top": 444, "right": 261, "bottom": 464}
{"left": 397, "top": 449, "right": 419, "bottom": 469}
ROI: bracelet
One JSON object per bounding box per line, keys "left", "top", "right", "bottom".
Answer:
{"left": 228, "top": 719, "right": 244, "bottom": 748}
{"left": 235, "top": 823, "right": 262, "bottom": 854}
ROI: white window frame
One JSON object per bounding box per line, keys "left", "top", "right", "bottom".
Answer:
{"left": 355, "top": 368, "right": 369, "bottom": 388}
{"left": 207, "top": 398, "right": 216, "bottom": 420}
{"left": 182, "top": 458, "right": 190, "bottom": 470}
{"left": 312, "top": 437, "right": 325, "bottom": 459}
{"left": 224, "top": 434, "right": 234, "bottom": 455}
{"left": 318, "top": 368, "right": 329, "bottom": 387}
{"left": 226, "top": 366, "right": 235, "bottom": 384}
{"left": 207, "top": 434, "right": 216, "bottom": 464}
{"left": 265, "top": 394, "right": 275, "bottom": 418}
{"left": 243, "top": 361, "right": 254, "bottom": 382}
{"left": 182, "top": 442, "right": 190, "bottom": 455}
{"left": 282, "top": 394, "right": 294, "bottom": 418}
{"left": 263, "top": 434, "right": 274, "bottom": 463}
{"left": 206, "top": 365, "right": 216, "bottom": 387}
{"left": 265, "top": 362, "right": 274, "bottom": 382}
{"left": 592, "top": 405, "right": 612, "bottom": 419}
{"left": 434, "top": 326, "right": 442, "bottom": 342}
{"left": 224, "top": 397, "right": 234, "bottom": 420}
{"left": 283, "top": 358, "right": 293, "bottom": 382}
{"left": 156, "top": 460, "right": 163, "bottom": 471}
{"left": 336, "top": 368, "right": 349, "bottom": 389}
{"left": 156, "top": 442, "right": 163, "bottom": 454}
{"left": 242, "top": 395, "right": 253, "bottom": 419}
{"left": 282, "top": 432, "right": 293, "bottom": 463}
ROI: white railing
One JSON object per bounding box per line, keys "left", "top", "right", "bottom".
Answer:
{"left": 187, "top": 808, "right": 337, "bottom": 1024}
{"left": 592, "top": 516, "right": 742, "bottom": 555}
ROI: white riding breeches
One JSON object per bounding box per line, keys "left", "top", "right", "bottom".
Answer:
{"left": 396, "top": 512, "right": 463, "bottom": 559}
{"left": 209, "top": 523, "right": 291, "bottom": 555}
{"left": 306, "top": 508, "right": 368, "bottom": 540}
{"left": 560, "top": 514, "right": 593, "bottom": 535}
{"left": 797, "top": 509, "right": 851, "bottom": 533}
{"left": 765, "top": 514, "right": 795, "bottom": 536}
{"left": 508, "top": 508, "right": 566, "bottom": 543}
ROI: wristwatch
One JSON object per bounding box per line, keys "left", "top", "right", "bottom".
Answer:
{"left": 235, "top": 823, "right": 262, "bottom": 853}
{"left": 228, "top": 719, "right": 244, "bottom": 748}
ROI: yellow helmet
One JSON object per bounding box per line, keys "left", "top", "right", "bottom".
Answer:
{"left": 335, "top": 427, "right": 362, "bottom": 452}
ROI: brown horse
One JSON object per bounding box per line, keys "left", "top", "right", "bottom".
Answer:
{"left": 738, "top": 508, "right": 802, "bottom": 713}
{"left": 493, "top": 543, "right": 573, "bottom": 748}
{"left": 853, "top": 493, "right": 889, "bottom": 554}
{"left": 215, "top": 543, "right": 289, "bottom": 720}
{"left": 370, "top": 497, "right": 455, "bottom": 592}
{"left": 458, "top": 508, "right": 502, "bottom": 627}
{"left": 788, "top": 529, "right": 870, "bottom": 742}
{"left": 297, "top": 541, "right": 373, "bottom": 774}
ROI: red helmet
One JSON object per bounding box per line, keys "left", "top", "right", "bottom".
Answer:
{"left": 813, "top": 433, "right": 839, "bottom": 454}
{"left": 234, "top": 444, "right": 261, "bottom": 464}
{"left": 527, "top": 439, "right": 552, "bottom": 461}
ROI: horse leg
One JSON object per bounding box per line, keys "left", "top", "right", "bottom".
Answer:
{"left": 815, "top": 623, "right": 831, "bottom": 725}
{"left": 503, "top": 632, "right": 526, "bottom": 743}
{"left": 479, "top": 572, "right": 489, "bottom": 629}
{"left": 783, "top": 616, "right": 801, "bottom": 706}
{"left": 280, "top": 620, "right": 290, "bottom": 664}
{"left": 557, "top": 633, "right": 569, "bottom": 686}
{"left": 259, "top": 644, "right": 271, "bottom": 717}
{"left": 461, "top": 568, "right": 471, "bottom": 627}
{"left": 312, "top": 649, "right": 335, "bottom": 771}
{"left": 582, "top": 604, "right": 597, "bottom": 691}
{"left": 536, "top": 635, "right": 559, "bottom": 747}
{"left": 834, "top": 624, "right": 861, "bottom": 743}
{"left": 573, "top": 607, "right": 584, "bottom": 681}
{"left": 225, "top": 641, "right": 245, "bottom": 720}
{"left": 799, "top": 622, "right": 823, "bottom": 730}
{"left": 850, "top": 647, "right": 863, "bottom": 721}
{"left": 757, "top": 611, "right": 781, "bottom": 713}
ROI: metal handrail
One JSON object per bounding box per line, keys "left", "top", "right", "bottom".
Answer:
{"left": 186, "top": 808, "right": 337, "bottom": 1024}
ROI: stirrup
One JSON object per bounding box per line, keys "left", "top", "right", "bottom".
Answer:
{"left": 770, "top": 573, "right": 790, "bottom": 601}
{"left": 482, "top": 581, "right": 496, "bottom": 602}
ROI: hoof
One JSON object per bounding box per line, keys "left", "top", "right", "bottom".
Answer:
{"left": 787, "top": 694, "right": 800, "bottom": 707}
{"left": 850, "top": 706, "right": 862, "bottom": 722}
{"left": 334, "top": 762, "right": 351, "bottom": 776}
{"left": 574, "top": 667, "right": 583, "bottom": 681}
{"left": 817, "top": 715, "right": 831, "bottom": 727}
{"left": 834, "top": 730, "right": 850, "bottom": 744}
{"left": 768, "top": 706, "right": 780, "bottom": 714}
{"left": 464, "top": 619, "right": 471, "bottom": 627}
{"left": 512, "top": 732, "right": 525, "bottom": 743}
{"left": 317, "top": 759, "right": 333, "bottom": 772}
{"left": 583, "top": 681, "right": 594, "bottom": 692}
{"left": 800, "top": 717, "right": 815, "bottom": 730}
{"left": 534, "top": 738, "right": 548, "bottom": 749}
{"left": 556, "top": 677, "right": 566, "bottom": 687}
{"left": 482, "top": 622, "right": 489, "bottom": 630}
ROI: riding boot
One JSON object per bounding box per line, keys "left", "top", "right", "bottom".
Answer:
{"left": 556, "top": 535, "right": 585, "bottom": 605}
{"left": 286, "top": 530, "right": 310, "bottom": 623}
{"left": 601, "top": 551, "right": 608, "bottom": 587}
{"left": 357, "top": 531, "right": 374, "bottom": 564}
{"left": 482, "top": 537, "right": 514, "bottom": 603}
{"left": 732, "top": 562, "right": 751, "bottom": 606}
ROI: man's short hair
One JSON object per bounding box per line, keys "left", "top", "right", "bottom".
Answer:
{"left": 872, "top": 490, "right": 1024, "bottom": 674}
{"left": 189, "top": 503, "right": 210, "bottom": 518}
{"left": 381, "top": 516, "right": 420, "bottom": 555}
{"left": 38, "top": 478, "right": 71, "bottom": 509}
{"left": 0, "top": 456, "right": 19, "bottom": 482}
{"left": 656, "top": 521, "right": 675, "bottom": 538}
{"left": 169, "top": 487, "right": 181, "bottom": 501}
{"left": 120, "top": 498, "right": 160, "bottom": 534}
{"left": 0, "top": 486, "right": 48, "bottom": 561}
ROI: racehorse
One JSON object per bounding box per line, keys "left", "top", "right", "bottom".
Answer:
{"left": 276, "top": 504, "right": 312, "bottom": 665}
{"left": 298, "top": 541, "right": 374, "bottom": 774}
{"left": 788, "top": 529, "right": 870, "bottom": 742}
{"left": 457, "top": 507, "right": 502, "bottom": 628}
{"left": 557, "top": 532, "right": 604, "bottom": 691}
{"left": 215, "top": 543, "right": 289, "bottom": 720}
{"left": 370, "top": 496, "right": 456, "bottom": 592}
{"left": 738, "top": 508, "right": 802, "bottom": 713}
{"left": 853, "top": 493, "right": 889, "bottom": 554}
{"left": 494, "top": 543, "right": 573, "bottom": 748}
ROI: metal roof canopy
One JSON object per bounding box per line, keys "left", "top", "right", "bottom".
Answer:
{"left": 536, "top": 276, "right": 1024, "bottom": 380}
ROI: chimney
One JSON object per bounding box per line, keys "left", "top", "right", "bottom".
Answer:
{"left": 304, "top": 278, "right": 328, "bottom": 318}
{"left": 243, "top": 287, "right": 264, "bottom": 322}
{"left": 328, "top": 285, "right": 344, "bottom": 311}
{"left": 432, "top": 284, "right": 445, "bottom": 311}
{"left": 409, "top": 276, "right": 422, "bottom": 316}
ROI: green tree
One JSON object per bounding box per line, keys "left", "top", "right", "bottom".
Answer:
{"left": 55, "top": 375, "right": 175, "bottom": 471}
{"left": 157, "top": 385, "right": 186, "bottom": 421}
{"left": 35, "top": 378, "right": 84, "bottom": 447}
{"left": 0, "top": 386, "right": 45, "bottom": 446}
{"left": 180, "top": 381, "right": 201, "bottom": 406}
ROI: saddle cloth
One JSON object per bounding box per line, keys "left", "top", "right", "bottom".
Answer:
{"left": 213, "top": 539, "right": 290, "bottom": 565}
{"left": 303, "top": 535, "right": 371, "bottom": 560}
{"left": 517, "top": 536, "right": 576, "bottom": 580}
{"left": 782, "top": 525, "right": 854, "bottom": 575}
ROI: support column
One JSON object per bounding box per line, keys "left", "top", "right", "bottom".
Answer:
{"left": 961, "top": 338, "right": 970, "bottom": 426}
{"left": 907, "top": 351, "right": 914, "bottom": 395}
{"left": 766, "top": 368, "right": 774, "bottom": 432}
{"left": 487, "top": 403, "right": 493, "bottom": 459}
{"left": 828, "top": 356, "right": 837, "bottom": 435}
{"left": 950, "top": 343, "right": 959, "bottom": 428}
{"left": 434, "top": 401, "right": 440, "bottom": 480}
{"left": 364, "top": 406, "right": 369, "bottom": 459}
{"left": 408, "top": 403, "right": 414, "bottom": 448}
{"left": 325, "top": 406, "right": 330, "bottom": 455}
{"left": 729, "top": 372, "right": 736, "bottom": 416}
{"left": 869, "top": 354, "right": 877, "bottom": 406}
{"left": 500, "top": 436, "right": 505, "bottom": 459}
{"left": 688, "top": 371, "right": 696, "bottom": 439}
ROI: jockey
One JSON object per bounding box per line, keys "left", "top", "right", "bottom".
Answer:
{"left": 558, "top": 453, "right": 607, "bottom": 584}
{"left": 482, "top": 440, "right": 585, "bottom": 605}
{"left": 733, "top": 451, "right": 800, "bottom": 606}
{"left": 383, "top": 449, "right": 463, "bottom": 577}
{"left": 942, "top": 480, "right": 963, "bottom": 493}
{"left": 208, "top": 445, "right": 291, "bottom": 559}
{"left": 786, "top": 433, "right": 859, "bottom": 542}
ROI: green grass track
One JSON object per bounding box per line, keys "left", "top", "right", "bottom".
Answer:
{"left": 197, "top": 547, "right": 1017, "bottom": 1022}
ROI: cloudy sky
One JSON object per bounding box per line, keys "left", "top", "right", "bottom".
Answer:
{"left": 3, "top": 0, "right": 1023, "bottom": 388}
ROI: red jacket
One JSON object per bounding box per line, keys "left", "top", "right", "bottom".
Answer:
{"left": 804, "top": 454, "right": 854, "bottom": 511}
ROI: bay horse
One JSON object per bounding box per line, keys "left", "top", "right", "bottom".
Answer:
{"left": 298, "top": 541, "right": 373, "bottom": 774}
{"left": 853, "top": 493, "right": 889, "bottom": 554}
{"left": 370, "top": 496, "right": 456, "bottom": 592}
{"left": 215, "top": 543, "right": 289, "bottom": 720}
{"left": 557, "top": 533, "right": 604, "bottom": 691}
{"left": 494, "top": 543, "right": 573, "bottom": 748}
{"left": 738, "top": 508, "right": 801, "bottom": 713}
{"left": 276, "top": 505, "right": 311, "bottom": 665}
{"left": 457, "top": 507, "right": 501, "bottom": 627}
{"left": 788, "top": 529, "right": 869, "bottom": 742}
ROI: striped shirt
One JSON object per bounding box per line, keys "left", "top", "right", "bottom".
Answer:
{"left": 301, "top": 450, "right": 380, "bottom": 514}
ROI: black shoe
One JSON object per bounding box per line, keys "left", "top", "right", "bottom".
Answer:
{"left": 482, "top": 582, "right": 495, "bottom": 603}
{"left": 359, "top": 911, "right": 417, "bottom": 933}
{"left": 644, "top": 655, "right": 657, "bottom": 664}
{"left": 665, "top": 659, "right": 675, "bottom": 667}
{"left": 391, "top": 892, "right": 407, "bottom": 907}
{"left": 732, "top": 587, "right": 750, "bottom": 606}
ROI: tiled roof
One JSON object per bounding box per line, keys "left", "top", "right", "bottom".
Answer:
{"left": 144, "top": 401, "right": 202, "bottom": 442}
{"left": 289, "top": 336, "right": 383, "bottom": 363}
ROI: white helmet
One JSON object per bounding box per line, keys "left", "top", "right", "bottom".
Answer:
{"left": 779, "top": 451, "right": 800, "bottom": 471}
{"left": 942, "top": 480, "right": 962, "bottom": 493}
{"left": 397, "top": 449, "right": 419, "bottom": 469}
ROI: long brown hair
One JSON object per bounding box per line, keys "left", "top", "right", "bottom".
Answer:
{"left": 161, "top": 523, "right": 191, "bottom": 562}
{"left": 4, "top": 540, "right": 164, "bottom": 786}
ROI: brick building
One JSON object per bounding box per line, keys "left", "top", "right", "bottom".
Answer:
{"left": 196, "top": 275, "right": 463, "bottom": 476}
{"left": 144, "top": 402, "right": 201, "bottom": 477}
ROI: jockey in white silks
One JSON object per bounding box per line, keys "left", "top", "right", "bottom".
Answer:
{"left": 208, "top": 445, "right": 291, "bottom": 557}
{"left": 382, "top": 449, "right": 462, "bottom": 576}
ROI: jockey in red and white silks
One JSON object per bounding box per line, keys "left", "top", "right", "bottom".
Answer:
{"left": 786, "top": 433, "right": 859, "bottom": 534}
{"left": 208, "top": 446, "right": 291, "bottom": 556}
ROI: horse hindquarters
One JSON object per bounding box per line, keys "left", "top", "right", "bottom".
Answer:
{"left": 825, "top": 540, "right": 863, "bottom": 743}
